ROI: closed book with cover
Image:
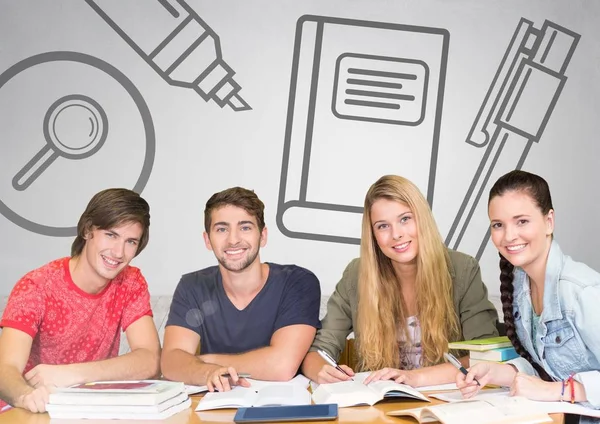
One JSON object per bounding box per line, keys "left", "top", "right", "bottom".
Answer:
{"left": 49, "top": 380, "right": 185, "bottom": 406}
{"left": 448, "top": 336, "right": 512, "bottom": 352}
{"left": 47, "top": 397, "right": 191, "bottom": 420}
{"left": 470, "top": 346, "right": 518, "bottom": 361}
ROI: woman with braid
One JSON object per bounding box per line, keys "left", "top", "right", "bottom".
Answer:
{"left": 457, "top": 170, "right": 600, "bottom": 411}
{"left": 301, "top": 175, "right": 498, "bottom": 387}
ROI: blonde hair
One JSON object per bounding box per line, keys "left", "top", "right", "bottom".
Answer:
{"left": 356, "top": 175, "right": 459, "bottom": 370}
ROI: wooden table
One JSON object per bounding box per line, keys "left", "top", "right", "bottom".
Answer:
{"left": 0, "top": 395, "right": 564, "bottom": 423}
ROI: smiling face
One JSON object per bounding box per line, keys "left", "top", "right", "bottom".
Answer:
{"left": 203, "top": 205, "right": 267, "bottom": 273}
{"left": 76, "top": 221, "right": 143, "bottom": 291}
{"left": 370, "top": 198, "right": 419, "bottom": 269}
{"left": 488, "top": 190, "right": 554, "bottom": 274}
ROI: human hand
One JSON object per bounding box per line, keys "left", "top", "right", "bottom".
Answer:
{"left": 15, "top": 385, "right": 51, "bottom": 413}
{"left": 456, "top": 362, "right": 496, "bottom": 398}
{"left": 315, "top": 364, "right": 355, "bottom": 384}
{"left": 510, "top": 373, "right": 561, "bottom": 401}
{"left": 24, "top": 364, "right": 79, "bottom": 389}
{"left": 205, "top": 366, "right": 250, "bottom": 392}
{"left": 363, "top": 368, "right": 421, "bottom": 387}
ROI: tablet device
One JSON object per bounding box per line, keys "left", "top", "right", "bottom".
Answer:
{"left": 233, "top": 404, "right": 338, "bottom": 423}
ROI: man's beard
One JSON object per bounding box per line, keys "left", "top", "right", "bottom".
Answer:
{"left": 216, "top": 247, "right": 260, "bottom": 272}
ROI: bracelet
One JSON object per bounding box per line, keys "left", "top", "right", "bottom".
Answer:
{"left": 560, "top": 379, "right": 566, "bottom": 402}
{"left": 569, "top": 373, "right": 575, "bottom": 404}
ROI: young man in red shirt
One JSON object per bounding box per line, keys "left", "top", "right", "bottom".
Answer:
{"left": 0, "top": 189, "right": 160, "bottom": 413}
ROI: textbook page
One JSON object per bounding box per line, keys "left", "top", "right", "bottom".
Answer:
{"left": 195, "top": 384, "right": 311, "bottom": 411}
{"left": 312, "top": 373, "right": 428, "bottom": 407}
{"left": 388, "top": 397, "right": 552, "bottom": 424}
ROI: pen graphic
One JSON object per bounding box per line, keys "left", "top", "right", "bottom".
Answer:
{"left": 318, "top": 349, "right": 354, "bottom": 380}
{"left": 444, "top": 352, "right": 480, "bottom": 386}
{"left": 445, "top": 19, "right": 580, "bottom": 259}
{"left": 85, "top": 0, "right": 250, "bottom": 111}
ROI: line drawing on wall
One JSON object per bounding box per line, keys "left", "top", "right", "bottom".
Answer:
{"left": 277, "top": 15, "right": 449, "bottom": 244}
{"left": 13, "top": 94, "right": 109, "bottom": 191}
{"left": 86, "top": 0, "right": 251, "bottom": 111}
{"left": 0, "top": 51, "right": 155, "bottom": 237}
{"left": 445, "top": 19, "right": 580, "bottom": 260}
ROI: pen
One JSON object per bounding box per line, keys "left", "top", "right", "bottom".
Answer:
{"left": 317, "top": 349, "right": 353, "bottom": 380}
{"left": 445, "top": 19, "right": 579, "bottom": 260}
{"left": 444, "top": 352, "right": 480, "bottom": 386}
{"left": 221, "top": 372, "right": 251, "bottom": 378}
{"left": 86, "top": 0, "right": 250, "bottom": 111}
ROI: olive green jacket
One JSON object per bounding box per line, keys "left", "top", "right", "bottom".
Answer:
{"left": 309, "top": 249, "right": 499, "bottom": 364}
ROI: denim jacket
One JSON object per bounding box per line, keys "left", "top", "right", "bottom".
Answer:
{"left": 508, "top": 240, "right": 600, "bottom": 409}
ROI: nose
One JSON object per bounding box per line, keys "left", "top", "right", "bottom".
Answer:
{"left": 111, "top": 239, "right": 125, "bottom": 258}
{"left": 503, "top": 224, "right": 517, "bottom": 242}
{"left": 392, "top": 224, "right": 403, "bottom": 241}
{"left": 227, "top": 227, "right": 241, "bottom": 244}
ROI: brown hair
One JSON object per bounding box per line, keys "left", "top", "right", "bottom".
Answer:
{"left": 356, "top": 175, "right": 459, "bottom": 370}
{"left": 71, "top": 188, "right": 150, "bottom": 257}
{"left": 489, "top": 170, "right": 553, "bottom": 381}
{"left": 204, "top": 187, "right": 265, "bottom": 232}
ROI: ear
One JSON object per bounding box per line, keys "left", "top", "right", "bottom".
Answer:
{"left": 203, "top": 232, "right": 213, "bottom": 251}
{"left": 545, "top": 209, "right": 555, "bottom": 236}
{"left": 260, "top": 226, "right": 268, "bottom": 248}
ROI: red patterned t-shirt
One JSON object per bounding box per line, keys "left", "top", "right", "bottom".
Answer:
{"left": 0, "top": 257, "right": 152, "bottom": 408}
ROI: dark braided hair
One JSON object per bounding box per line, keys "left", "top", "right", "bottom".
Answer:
{"left": 499, "top": 254, "right": 552, "bottom": 381}
{"left": 490, "top": 170, "right": 553, "bottom": 381}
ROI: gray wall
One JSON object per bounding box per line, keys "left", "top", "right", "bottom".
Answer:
{"left": 0, "top": 0, "right": 599, "bottom": 302}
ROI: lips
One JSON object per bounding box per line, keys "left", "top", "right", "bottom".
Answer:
{"left": 505, "top": 243, "right": 526, "bottom": 253}
{"left": 224, "top": 247, "right": 247, "bottom": 256}
{"left": 101, "top": 255, "right": 122, "bottom": 269}
{"left": 392, "top": 241, "right": 410, "bottom": 252}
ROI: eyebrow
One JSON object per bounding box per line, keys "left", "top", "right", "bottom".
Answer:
{"left": 372, "top": 211, "right": 411, "bottom": 227}
{"left": 106, "top": 229, "right": 140, "bottom": 242}
{"left": 212, "top": 220, "right": 256, "bottom": 228}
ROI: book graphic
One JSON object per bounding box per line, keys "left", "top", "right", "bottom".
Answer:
{"left": 277, "top": 15, "right": 449, "bottom": 245}
{"left": 85, "top": 0, "right": 251, "bottom": 111}
{"left": 445, "top": 19, "right": 580, "bottom": 259}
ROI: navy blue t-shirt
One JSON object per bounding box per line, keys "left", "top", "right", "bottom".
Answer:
{"left": 166, "top": 263, "right": 321, "bottom": 354}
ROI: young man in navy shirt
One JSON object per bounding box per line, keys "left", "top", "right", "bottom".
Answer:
{"left": 161, "top": 187, "right": 321, "bottom": 391}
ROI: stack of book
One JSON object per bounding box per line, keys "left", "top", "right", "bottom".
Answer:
{"left": 46, "top": 380, "right": 191, "bottom": 420}
{"left": 448, "top": 336, "right": 518, "bottom": 367}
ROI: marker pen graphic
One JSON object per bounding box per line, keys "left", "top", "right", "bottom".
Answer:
{"left": 86, "top": 0, "right": 250, "bottom": 111}
{"left": 445, "top": 19, "right": 579, "bottom": 259}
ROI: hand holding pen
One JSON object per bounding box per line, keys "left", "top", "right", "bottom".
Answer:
{"left": 444, "top": 352, "right": 480, "bottom": 386}
{"left": 317, "top": 349, "right": 355, "bottom": 382}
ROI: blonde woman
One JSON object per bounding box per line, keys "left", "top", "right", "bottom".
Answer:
{"left": 301, "top": 175, "right": 499, "bottom": 386}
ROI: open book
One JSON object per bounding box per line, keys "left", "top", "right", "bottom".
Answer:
{"left": 195, "top": 384, "right": 311, "bottom": 411}
{"left": 387, "top": 396, "right": 552, "bottom": 424}
{"left": 311, "top": 372, "right": 429, "bottom": 408}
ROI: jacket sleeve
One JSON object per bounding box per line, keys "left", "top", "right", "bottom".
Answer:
{"left": 452, "top": 253, "right": 499, "bottom": 342}
{"left": 308, "top": 259, "right": 358, "bottom": 361}
{"left": 573, "top": 285, "right": 600, "bottom": 408}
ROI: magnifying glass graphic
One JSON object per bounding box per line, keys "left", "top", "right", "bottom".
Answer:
{"left": 12, "top": 94, "right": 108, "bottom": 191}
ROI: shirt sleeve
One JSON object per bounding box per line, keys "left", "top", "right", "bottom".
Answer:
{"left": 121, "top": 268, "right": 153, "bottom": 332}
{"left": 454, "top": 254, "right": 499, "bottom": 341}
{"left": 573, "top": 285, "right": 600, "bottom": 408}
{"left": 165, "top": 276, "right": 203, "bottom": 335}
{"left": 308, "top": 259, "right": 358, "bottom": 361}
{"left": 272, "top": 268, "right": 321, "bottom": 333}
{"left": 0, "top": 276, "right": 44, "bottom": 338}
